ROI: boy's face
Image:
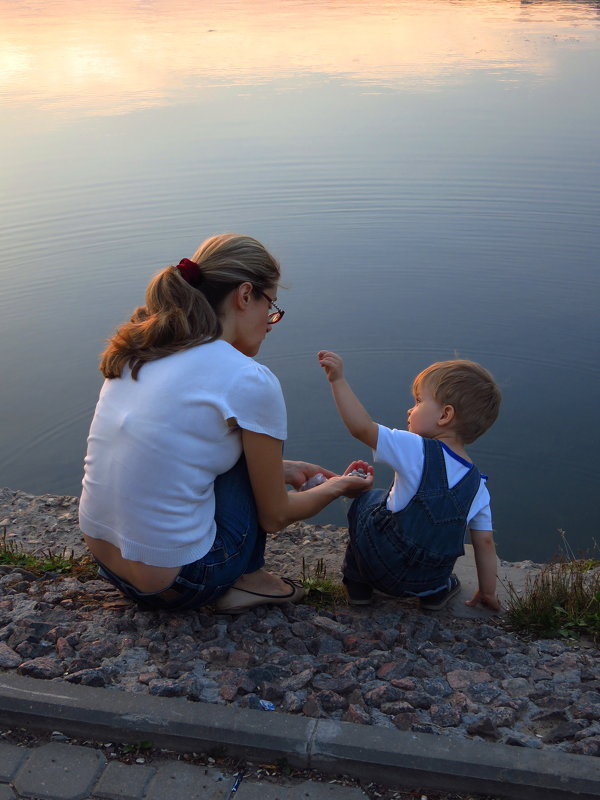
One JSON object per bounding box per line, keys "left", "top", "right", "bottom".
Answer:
{"left": 407, "top": 382, "right": 445, "bottom": 438}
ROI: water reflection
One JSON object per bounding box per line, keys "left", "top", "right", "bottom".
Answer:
{"left": 1, "top": 1, "right": 599, "bottom": 562}
{"left": 2, "top": 0, "right": 600, "bottom": 114}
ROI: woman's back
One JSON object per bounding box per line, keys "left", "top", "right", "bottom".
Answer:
{"left": 79, "top": 339, "right": 286, "bottom": 568}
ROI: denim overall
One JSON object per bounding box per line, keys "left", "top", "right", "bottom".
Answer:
{"left": 344, "top": 438, "right": 481, "bottom": 597}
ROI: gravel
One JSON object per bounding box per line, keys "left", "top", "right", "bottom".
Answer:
{"left": 1, "top": 487, "right": 600, "bottom": 761}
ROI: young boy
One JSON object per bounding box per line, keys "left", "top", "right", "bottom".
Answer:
{"left": 318, "top": 352, "right": 501, "bottom": 611}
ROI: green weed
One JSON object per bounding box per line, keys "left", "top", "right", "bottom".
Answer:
{"left": 300, "top": 557, "right": 347, "bottom": 609}
{"left": 0, "top": 526, "right": 96, "bottom": 579}
{"left": 121, "top": 741, "right": 153, "bottom": 755}
{"left": 505, "top": 534, "right": 600, "bottom": 644}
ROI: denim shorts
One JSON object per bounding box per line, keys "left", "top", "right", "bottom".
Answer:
{"left": 94, "top": 455, "right": 265, "bottom": 611}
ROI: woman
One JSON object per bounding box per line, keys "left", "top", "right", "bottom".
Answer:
{"left": 79, "top": 233, "right": 373, "bottom": 613}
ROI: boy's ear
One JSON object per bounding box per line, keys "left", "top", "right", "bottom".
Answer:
{"left": 438, "top": 404, "right": 455, "bottom": 427}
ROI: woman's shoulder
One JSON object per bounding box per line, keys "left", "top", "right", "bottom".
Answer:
{"left": 188, "top": 340, "right": 273, "bottom": 370}
{"left": 188, "top": 342, "right": 284, "bottom": 400}
{"left": 231, "top": 358, "right": 283, "bottom": 397}
{"left": 165, "top": 340, "right": 265, "bottom": 374}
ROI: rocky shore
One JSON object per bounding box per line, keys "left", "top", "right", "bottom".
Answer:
{"left": 1, "top": 487, "right": 599, "bottom": 759}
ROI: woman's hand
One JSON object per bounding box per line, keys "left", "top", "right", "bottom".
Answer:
{"left": 244, "top": 431, "right": 375, "bottom": 531}
{"left": 283, "top": 460, "right": 336, "bottom": 491}
{"left": 318, "top": 350, "right": 345, "bottom": 383}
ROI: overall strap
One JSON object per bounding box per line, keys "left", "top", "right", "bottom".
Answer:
{"left": 416, "top": 438, "right": 449, "bottom": 494}
{"left": 449, "top": 453, "right": 481, "bottom": 504}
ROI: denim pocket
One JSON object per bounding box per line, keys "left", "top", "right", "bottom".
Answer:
{"left": 418, "top": 492, "right": 464, "bottom": 525}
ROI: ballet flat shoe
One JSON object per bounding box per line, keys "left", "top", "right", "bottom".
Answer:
{"left": 214, "top": 577, "right": 305, "bottom": 614}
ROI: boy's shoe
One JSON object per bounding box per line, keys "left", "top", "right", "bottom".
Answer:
{"left": 419, "top": 574, "right": 461, "bottom": 611}
{"left": 343, "top": 579, "right": 373, "bottom": 606}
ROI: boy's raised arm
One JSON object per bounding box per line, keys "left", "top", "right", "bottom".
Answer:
{"left": 318, "top": 351, "right": 379, "bottom": 450}
{"left": 467, "top": 529, "right": 501, "bottom": 611}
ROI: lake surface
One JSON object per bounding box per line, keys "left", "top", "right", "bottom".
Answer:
{"left": 1, "top": 0, "right": 599, "bottom": 562}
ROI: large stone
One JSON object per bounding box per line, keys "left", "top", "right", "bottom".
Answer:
{"left": 281, "top": 668, "right": 314, "bottom": 691}
{"left": 363, "top": 684, "right": 403, "bottom": 708}
{"left": 430, "top": 703, "right": 462, "bottom": 727}
{"left": 17, "top": 656, "right": 63, "bottom": 679}
{"left": 447, "top": 669, "right": 493, "bottom": 690}
{"left": 571, "top": 691, "right": 600, "bottom": 721}
{"left": 0, "top": 642, "right": 21, "bottom": 668}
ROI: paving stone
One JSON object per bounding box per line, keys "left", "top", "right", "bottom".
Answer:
{"left": 234, "top": 784, "right": 293, "bottom": 800}
{"left": 300, "top": 781, "right": 369, "bottom": 798}
{"left": 93, "top": 761, "right": 156, "bottom": 800}
{"left": 144, "top": 762, "right": 230, "bottom": 800}
{"left": 13, "top": 742, "right": 105, "bottom": 800}
{"left": 0, "top": 742, "right": 29, "bottom": 781}
{"left": 235, "top": 781, "right": 367, "bottom": 799}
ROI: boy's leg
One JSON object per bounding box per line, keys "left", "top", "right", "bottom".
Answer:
{"left": 419, "top": 574, "right": 462, "bottom": 610}
{"left": 343, "top": 489, "right": 388, "bottom": 605}
{"left": 342, "top": 540, "right": 373, "bottom": 605}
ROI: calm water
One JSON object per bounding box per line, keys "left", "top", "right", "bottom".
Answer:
{"left": 1, "top": 0, "right": 599, "bottom": 562}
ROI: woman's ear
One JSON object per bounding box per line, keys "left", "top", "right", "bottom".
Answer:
{"left": 235, "top": 281, "right": 254, "bottom": 309}
{"left": 438, "top": 404, "right": 455, "bottom": 427}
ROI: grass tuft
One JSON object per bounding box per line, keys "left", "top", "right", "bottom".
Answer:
{"left": 505, "top": 533, "right": 600, "bottom": 644}
{"left": 0, "top": 526, "right": 96, "bottom": 579}
{"left": 300, "top": 557, "right": 347, "bottom": 609}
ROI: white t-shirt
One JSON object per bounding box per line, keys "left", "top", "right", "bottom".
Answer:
{"left": 375, "top": 426, "right": 492, "bottom": 531}
{"left": 79, "top": 339, "right": 287, "bottom": 567}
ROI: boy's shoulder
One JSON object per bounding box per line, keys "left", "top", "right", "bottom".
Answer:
{"left": 376, "top": 426, "right": 425, "bottom": 469}
{"left": 377, "top": 425, "right": 424, "bottom": 450}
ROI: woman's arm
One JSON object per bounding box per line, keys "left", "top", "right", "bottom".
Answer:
{"left": 318, "top": 351, "right": 379, "bottom": 450}
{"left": 243, "top": 430, "right": 374, "bottom": 532}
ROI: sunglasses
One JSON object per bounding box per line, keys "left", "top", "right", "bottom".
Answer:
{"left": 256, "top": 289, "right": 285, "bottom": 324}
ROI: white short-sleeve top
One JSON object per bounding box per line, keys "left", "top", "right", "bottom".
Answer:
{"left": 79, "top": 339, "right": 287, "bottom": 567}
{"left": 375, "top": 425, "right": 493, "bottom": 531}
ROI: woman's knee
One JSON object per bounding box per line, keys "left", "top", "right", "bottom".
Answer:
{"left": 213, "top": 455, "right": 259, "bottom": 536}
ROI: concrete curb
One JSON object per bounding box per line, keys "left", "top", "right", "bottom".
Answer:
{"left": 1, "top": 673, "right": 600, "bottom": 800}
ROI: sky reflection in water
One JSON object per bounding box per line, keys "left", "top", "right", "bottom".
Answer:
{"left": 1, "top": 0, "right": 599, "bottom": 561}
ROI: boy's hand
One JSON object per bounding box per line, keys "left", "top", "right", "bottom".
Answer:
{"left": 321, "top": 460, "right": 374, "bottom": 498}
{"left": 343, "top": 460, "right": 373, "bottom": 478}
{"left": 318, "top": 350, "right": 344, "bottom": 383}
{"left": 336, "top": 460, "right": 374, "bottom": 497}
{"left": 466, "top": 589, "right": 501, "bottom": 612}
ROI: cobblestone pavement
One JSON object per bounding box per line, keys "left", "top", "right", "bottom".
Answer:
{"left": 1, "top": 737, "right": 373, "bottom": 800}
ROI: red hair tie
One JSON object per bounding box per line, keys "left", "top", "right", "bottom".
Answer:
{"left": 176, "top": 258, "right": 203, "bottom": 288}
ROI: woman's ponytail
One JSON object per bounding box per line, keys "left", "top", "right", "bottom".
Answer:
{"left": 99, "top": 234, "right": 280, "bottom": 379}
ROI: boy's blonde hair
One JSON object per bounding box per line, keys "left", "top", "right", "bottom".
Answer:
{"left": 412, "top": 360, "right": 501, "bottom": 445}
